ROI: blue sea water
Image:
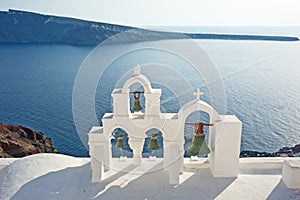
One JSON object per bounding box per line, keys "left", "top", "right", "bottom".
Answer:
{"left": 0, "top": 29, "right": 300, "bottom": 157}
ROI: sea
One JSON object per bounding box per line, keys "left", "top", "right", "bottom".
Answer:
{"left": 0, "top": 26, "right": 299, "bottom": 157}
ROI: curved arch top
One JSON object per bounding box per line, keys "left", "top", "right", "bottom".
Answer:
{"left": 144, "top": 126, "right": 165, "bottom": 137}
{"left": 121, "top": 74, "right": 153, "bottom": 93}
{"left": 178, "top": 99, "right": 221, "bottom": 123}
{"left": 121, "top": 65, "right": 153, "bottom": 94}
{"left": 109, "top": 126, "right": 130, "bottom": 135}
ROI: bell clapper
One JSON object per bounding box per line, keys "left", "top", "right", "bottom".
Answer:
{"left": 120, "top": 148, "right": 124, "bottom": 157}
{"left": 148, "top": 133, "right": 160, "bottom": 161}
{"left": 151, "top": 150, "right": 155, "bottom": 157}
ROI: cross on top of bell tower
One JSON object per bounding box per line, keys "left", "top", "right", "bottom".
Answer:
{"left": 193, "top": 88, "right": 203, "bottom": 100}
{"left": 134, "top": 64, "right": 141, "bottom": 75}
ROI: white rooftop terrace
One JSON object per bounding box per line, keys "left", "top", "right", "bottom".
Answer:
{"left": 0, "top": 156, "right": 300, "bottom": 200}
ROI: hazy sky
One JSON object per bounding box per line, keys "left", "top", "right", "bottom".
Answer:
{"left": 0, "top": 0, "right": 300, "bottom": 26}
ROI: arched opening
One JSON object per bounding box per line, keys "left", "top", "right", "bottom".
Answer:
{"left": 129, "top": 83, "right": 145, "bottom": 114}
{"left": 184, "top": 110, "right": 212, "bottom": 157}
{"left": 142, "top": 128, "right": 164, "bottom": 158}
{"left": 110, "top": 128, "right": 133, "bottom": 158}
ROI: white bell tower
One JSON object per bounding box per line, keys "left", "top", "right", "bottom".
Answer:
{"left": 88, "top": 66, "right": 242, "bottom": 184}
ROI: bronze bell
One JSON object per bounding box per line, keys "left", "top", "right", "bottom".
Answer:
{"left": 188, "top": 134, "right": 210, "bottom": 156}
{"left": 148, "top": 134, "right": 160, "bottom": 150}
{"left": 132, "top": 99, "right": 142, "bottom": 111}
{"left": 116, "top": 135, "right": 124, "bottom": 148}
{"left": 131, "top": 92, "right": 142, "bottom": 111}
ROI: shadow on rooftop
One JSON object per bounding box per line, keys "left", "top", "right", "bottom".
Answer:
{"left": 239, "top": 168, "right": 282, "bottom": 175}
{"left": 8, "top": 159, "right": 300, "bottom": 200}
{"left": 10, "top": 162, "right": 140, "bottom": 200}
{"left": 267, "top": 180, "right": 300, "bottom": 200}
{"left": 10, "top": 161, "right": 237, "bottom": 200}
{"left": 94, "top": 167, "right": 236, "bottom": 200}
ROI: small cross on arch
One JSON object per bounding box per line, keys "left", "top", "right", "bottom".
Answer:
{"left": 193, "top": 88, "right": 203, "bottom": 100}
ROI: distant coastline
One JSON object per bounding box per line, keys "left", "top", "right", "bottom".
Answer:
{"left": 0, "top": 9, "right": 299, "bottom": 46}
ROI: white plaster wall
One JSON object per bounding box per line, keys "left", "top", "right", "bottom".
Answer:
{"left": 210, "top": 115, "right": 242, "bottom": 177}
{"left": 89, "top": 67, "right": 242, "bottom": 184}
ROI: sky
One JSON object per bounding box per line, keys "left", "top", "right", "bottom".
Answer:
{"left": 0, "top": 0, "right": 300, "bottom": 26}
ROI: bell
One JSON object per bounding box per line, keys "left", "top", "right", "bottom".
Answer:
{"left": 188, "top": 140, "right": 200, "bottom": 155}
{"left": 131, "top": 92, "right": 142, "bottom": 111}
{"left": 116, "top": 135, "right": 124, "bottom": 148}
{"left": 188, "top": 134, "right": 210, "bottom": 156}
{"left": 148, "top": 135, "right": 160, "bottom": 150}
{"left": 132, "top": 99, "right": 142, "bottom": 111}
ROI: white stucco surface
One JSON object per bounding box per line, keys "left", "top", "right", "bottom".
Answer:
{"left": 282, "top": 158, "right": 300, "bottom": 189}
{"left": 1, "top": 155, "right": 300, "bottom": 200}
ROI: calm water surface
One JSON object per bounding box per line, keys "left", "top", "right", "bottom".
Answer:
{"left": 0, "top": 37, "right": 299, "bottom": 157}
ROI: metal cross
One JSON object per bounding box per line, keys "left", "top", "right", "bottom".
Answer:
{"left": 193, "top": 88, "right": 203, "bottom": 100}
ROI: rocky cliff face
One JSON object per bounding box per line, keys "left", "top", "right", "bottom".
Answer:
{"left": 0, "top": 122, "right": 58, "bottom": 158}
{"left": 240, "top": 144, "right": 300, "bottom": 158}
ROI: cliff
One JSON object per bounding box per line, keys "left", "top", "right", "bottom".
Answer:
{"left": 0, "top": 122, "right": 58, "bottom": 158}
{"left": 240, "top": 144, "right": 300, "bottom": 157}
{"left": 0, "top": 9, "right": 298, "bottom": 46}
